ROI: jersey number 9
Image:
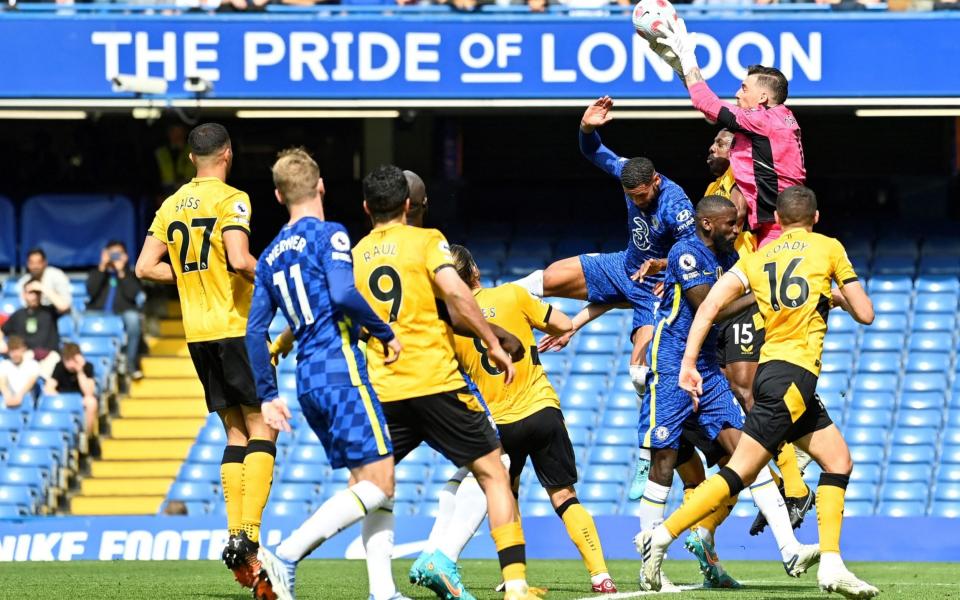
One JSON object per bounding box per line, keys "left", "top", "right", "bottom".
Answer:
{"left": 369, "top": 266, "right": 403, "bottom": 322}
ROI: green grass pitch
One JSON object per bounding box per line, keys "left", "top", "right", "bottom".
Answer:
{"left": 3, "top": 559, "right": 958, "bottom": 599}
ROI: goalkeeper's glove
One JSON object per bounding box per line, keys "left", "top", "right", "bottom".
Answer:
{"left": 659, "top": 17, "right": 698, "bottom": 76}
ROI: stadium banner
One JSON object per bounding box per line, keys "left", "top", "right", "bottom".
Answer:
{"left": 1, "top": 515, "right": 958, "bottom": 561}
{"left": 0, "top": 15, "right": 956, "bottom": 100}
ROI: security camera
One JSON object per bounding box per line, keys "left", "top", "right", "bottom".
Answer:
{"left": 111, "top": 74, "right": 168, "bottom": 96}
{"left": 184, "top": 76, "right": 213, "bottom": 94}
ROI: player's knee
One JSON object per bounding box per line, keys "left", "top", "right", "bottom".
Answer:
{"left": 823, "top": 451, "right": 853, "bottom": 477}
{"left": 649, "top": 458, "right": 673, "bottom": 486}
{"left": 546, "top": 486, "right": 576, "bottom": 509}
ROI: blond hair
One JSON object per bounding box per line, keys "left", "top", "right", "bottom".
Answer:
{"left": 272, "top": 147, "right": 320, "bottom": 205}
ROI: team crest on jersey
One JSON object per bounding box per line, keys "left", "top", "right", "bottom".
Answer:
{"left": 654, "top": 426, "right": 669, "bottom": 442}
{"left": 632, "top": 217, "right": 651, "bottom": 251}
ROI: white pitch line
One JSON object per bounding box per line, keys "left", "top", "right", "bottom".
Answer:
{"left": 572, "top": 584, "right": 702, "bottom": 599}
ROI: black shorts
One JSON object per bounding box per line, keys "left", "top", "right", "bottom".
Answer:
{"left": 676, "top": 413, "right": 728, "bottom": 468}
{"left": 498, "top": 407, "right": 578, "bottom": 489}
{"left": 187, "top": 337, "right": 259, "bottom": 413}
{"left": 716, "top": 304, "right": 765, "bottom": 367}
{"left": 742, "top": 360, "right": 833, "bottom": 455}
{"left": 382, "top": 389, "right": 500, "bottom": 468}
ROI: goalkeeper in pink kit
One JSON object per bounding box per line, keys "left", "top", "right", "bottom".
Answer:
{"left": 658, "top": 19, "right": 806, "bottom": 248}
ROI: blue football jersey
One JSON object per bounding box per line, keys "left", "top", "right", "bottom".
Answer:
{"left": 651, "top": 236, "right": 738, "bottom": 371}
{"left": 247, "top": 217, "right": 391, "bottom": 401}
{"left": 579, "top": 129, "right": 696, "bottom": 276}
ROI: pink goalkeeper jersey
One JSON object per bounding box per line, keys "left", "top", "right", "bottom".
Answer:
{"left": 689, "top": 81, "right": 806, "bottom": 247}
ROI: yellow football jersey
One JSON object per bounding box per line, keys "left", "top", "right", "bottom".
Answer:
{"left": 148, "top": 177, "right": 253, "bottom": 343}
{"left": 352, "top": 223, "right": 469, "bottom": 403}
{"left": 705, "top": 167, "right": 757, "bottom": 258}
{"left": 453, "top": 284, "right": 559, "bottom": 425}
{"left": 730, "top": 229, "right": 858, "bottom": 376}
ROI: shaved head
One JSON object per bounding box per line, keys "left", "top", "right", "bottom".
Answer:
{"left": 696, "top": 194, "right": 736, "bottom": 219}
{"left": 403, "top": 170, "right": 428, "bottom": 226}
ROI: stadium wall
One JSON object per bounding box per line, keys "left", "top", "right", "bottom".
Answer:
{"left": 0, "top": 516, "right": 958, "bottom": 562}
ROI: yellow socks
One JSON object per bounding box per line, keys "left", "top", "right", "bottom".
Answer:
{"left": 557, "top": 498, "right": 608, "bottom": 576}
{"left": 816, "top": 473, "right": 849, "bottom": 554}
{"left": 491, "top": 521, "right": 527, "bottom": 583}
{"left": 240, "top": 438, "right": 276, "bottom": 543}
{"left": 695, "top": 494, "right": 738, "bottom": 536}
{"left": 220, "top": 445, "right": 246, "bottom": 536}
{"left": 777, "top": 443, "right": 809, "bottom": 498}
{"left": 664, "top": 467, "right": 743, "bottom": 538}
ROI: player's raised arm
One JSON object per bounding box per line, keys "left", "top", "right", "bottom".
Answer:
{"left": 579, "top": 96, "right": 626, "bottom": 178}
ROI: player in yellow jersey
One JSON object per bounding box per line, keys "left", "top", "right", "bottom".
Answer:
{"left": 444, "top": 243, "right": 619, "bottom": 594}
{"left": 638, "top": 186, "right": 879, "bottom": 598}
{"left": 134, "top": 123, "right": 277, "bottom": 590}
{"left": 352, "top": 165, "right": 539, "bottom": 600}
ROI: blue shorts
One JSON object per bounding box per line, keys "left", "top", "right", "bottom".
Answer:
{"left": 579, "top": 251, "right": 660, "bottom": 331}
{"left": 300, "top": 384, "right": 393, "bottom": 470}
{"left": 638, "top": 367, "right": 745, "bottom": 450}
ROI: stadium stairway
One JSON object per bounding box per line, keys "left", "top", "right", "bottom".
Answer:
{"left": 69, "top": 301, "right": 205, "bottom": 515}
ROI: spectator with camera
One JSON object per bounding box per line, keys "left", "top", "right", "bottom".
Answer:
{"left": 17, "top": 248, "right": 73, "bottom": 315}
{"left": 44, "top": 342, "right": 99, "bottom": 434}
{"left": 0, "top": 279, "right": 61, "bottom": 378}
{"left": 0, "top": 336, "right": 41, "bottom": 410}
{"left": 87, "top": 240, "right": 144, "bottom": 379}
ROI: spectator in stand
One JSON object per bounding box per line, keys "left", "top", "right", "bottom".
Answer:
{"left": 0, "top": 336, "right": 41, "bottom": 410}
{"left": 18, "top": 248, "right": 73, "bottom": 315}
{"left": 0, "top": 279, "right": 62, "bottom": 379}
{"left": 155, "top": 124, "right": 195, "bottom": 198}
{"left": 87, "top": 241, "right": 144, "bottom": 379}
{"left": 44, "top": 342, "right": 98, "bottom": 434}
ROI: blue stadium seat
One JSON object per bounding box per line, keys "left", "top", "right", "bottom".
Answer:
{"left": 914, "top": 293, "right": 958, "bottom": 314}
{"left": 820, "top": 352, "right": 853, "bottom": 373}
{"left": 897, "top": 409, "right": 942, "bottom": 428}
{"left": 877, "top": 502, "right": 926, "bottom": 517}
{"left": 889, "top": 445, "right": 936, "bottom": 464}
{"left": 822, "top": 332, "right": 855, "bottom": 352}
{"left": 871, "top": 293, "right": 909, "bottom": 315}
{"left": 849, "top": 464, "right": 882, "bottom": 483}
{"left": 923, "top": 237, "right": 960, "bottom": 256}
{"left": 400, "top": 445, "right": 433, "bottom": 465}
{"left": 525, "top": 485, "right": 551, "bottom": 503}
{"left": 538, "top": 354, "right": 566, "bottom": 376}
{"left": 908, "top": 331, "right": 952, "bottom": 353}
{"left": 856, "top": 352, "right": 899, "bottom": 374}
{"left": 519, "top": 501, "right": 556, "bottom": 517}
{"left": 594, "top": 428, "right": 635, "bottom": 447}
{"left": 849, "top": 391, "right": 894, "bottom": 411}
{"left": 294, "top": 426, "right": 321, "bottom": 445}
{"left": 890, "top": 427, "right": 938, "bottom": 447}
{"left": 468, "top": 239, "right": 508, "bottom": 261}
{"left": 870, "top": 314, "right": 908, "bottom": 332}
{"left": 609, "top": 375, "right": 635, "bottom": 396}
{"left": 938, "top": 464, "right": 960, "bottom": 483}
{"left": 845, "top": 427, "right": 885, "bottom": 446}
{"left": 579, "top": 483, "right": 622, "bottom": 503}
{"left": 79, "top": 315, "right": 125, "bottom": 340}
{"left": 569, "top": 355, "right": 615, "bottom": 375}
{"left": 601, "top": 410, "right": 635, "bottom": 429}
{"left": 287, "top": 445, "right": 328, "bottom": 465}
{"left": 268, "top": 314, "right": 288, "bottom": 337}
{"left": 273, "top": 483, "right": 320, "bottom": 502}
{"left": 394, "top": 463, "right": 429, "bottom": 483}
{"left": 871, "top": 256, "right": 915, "bottom": 276}
{"left": 0, "top": 467, "right": 45, "bottom": 491}
{"left": 186, "top": 444, "right": 221, "bottom": 464}
{"left": 902, "top": 373, "right": 948, "bottom": 394}
{"left": 852, "top": 373, "right": 898, "bottom": 394}
{"left": 918, "top": 255, "right": 960, "bottom": 276}
{"left": 915, "top": 275, "right": 960, "bottom": 294}
{"left": 905, "top": 353, "right": 950, "bottom": 375}
{"left": 576, "top": 334, "right": 619, "bottom": 355}
{"left": 567, "top": 427, "right": 590, "bottom": 447}
{"left": 562, "top": 388, "right": 601, "bottom": 410}
{"left": 0, "top": 486, "right": 36, "bottom": 509}
{"left": 868, "top": 275, "right": 912, "bottom": 293}
{"left": 588, "top": 445, "right": 633, "bottom": 465}
{"left": 583, "top": 465, "right": 626, "bottom": 484}
{"left": 78, "top": 337, "right": 117, "bottom": 358}
{"left": 431, "top": 463, "right": 461, "bottom": 483}
{"left": 546, "top": 298, "right": 584, "bottom": 315}
{"left": 846, "top": 410, "right": 891, "bottom": 428}
{"left": 281, "top": 463, "right": 323, "bottom": 484}
{"left": 38, "top": 394, "right": 84, "bottom": 417}
{"left": 508, "top": 238, "right": 553, "bottom": 260}
{"left": 394, "top": 482, "right": 421, "bottom": 503}
{"left": 849, "top": 445, "right": 885, "bottom": 464}
{"left": 860, "top": 332, "right": 902, "bottom": 352}
{"left": 884, "top": 464, "right": 932, "bottom": 484}
{"left": 942, "top": 445, "right": 960, "bottom": 463}
{"left": 475, "top": 257, "right": 500, "bottom": 278}
{"left": 826, "top": 311, "right": 858, "bottom": 334}
{"left": 0, "top": 298, "right": 19, "bottom": 316}
{"left": 874, "top": 237, "right": 918, "bottom": 258}
{"left": 278, "top": 373, "right": 298, "bottom": 396}
{"left": 844, "top": 482, "right": 877, "bottom": 502}
{"left": 564, "top": 374, "right": 607, "bottom": 396}
{"left": 900, "top": 392, "right": 943, "bottom": 411}
{"left": 178, "top": 464, "right": 220, "bottom": 484}
{"left": 18, "top": 431, "right": 68, "bottom": 465}
{"left": 501, "top": 254, "right": 546, "bottom": 276}
{"left": 930, "top": 502, "right": 960, "bottom": 518}
{"left": 817, "top": 372, "right": 849, "bottom": 394}
{"left": 934, "top": 482, "right": 960, "bottom": 502}
{"left": 913, "top": 313, "right": 957, "bottom": 332}
{"left": 57, "top": 315, "right": 76, "bottom": 340}
{"left": 843, "top": 501, "right": 875, "bottom": 517}
{"left": 197, "top": 426, "right": 227, "bottom": 445}
{"left": 265, "top": 501, "right": 311, "bottom": 518}
{"left": 564, "top": 409, "right": 597, "bottom": 429}
{"left": 881, "top": 482, "right": 928, "bottom": 503}
{"left": 29, "top": 411, "right": 80, "bottom": 437}
{"left": 6, "top": 447, "right": 57, "bottom": 476}
{"left": 0, "top": 504, "right": 28, "bottom": 518}
{"left": 605, "top": 391, "right": 637, "bottom": 411}
{"left": 0, "top": 411, "right": 23, "bottom": 434}
{"left": 818, "top": 391, "right": 846, "bottom": 411}
{"left": 168, "top": 482, "right": 219, "bottom": 502}
{"left": 581, "top": 314, "right": 625, "bottom": 336}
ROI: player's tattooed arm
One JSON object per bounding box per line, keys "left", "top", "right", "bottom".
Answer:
{"left": 683, "top": 67, "right": 705, "bottom": 87}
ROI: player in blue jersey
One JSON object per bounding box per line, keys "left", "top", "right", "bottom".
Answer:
{"left": 633, "top": 195, "right": 818, "bottom": 588}
{"left": 243, "top": 149, "right": 408, "bottom": 600}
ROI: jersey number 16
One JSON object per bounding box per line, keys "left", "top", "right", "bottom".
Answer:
{"left": 762, "top": 257, "right": 810, "bottom": 311}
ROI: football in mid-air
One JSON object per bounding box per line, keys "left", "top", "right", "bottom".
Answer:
{"left": 632, "top": 0, "right": 678, "bottom": 40}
